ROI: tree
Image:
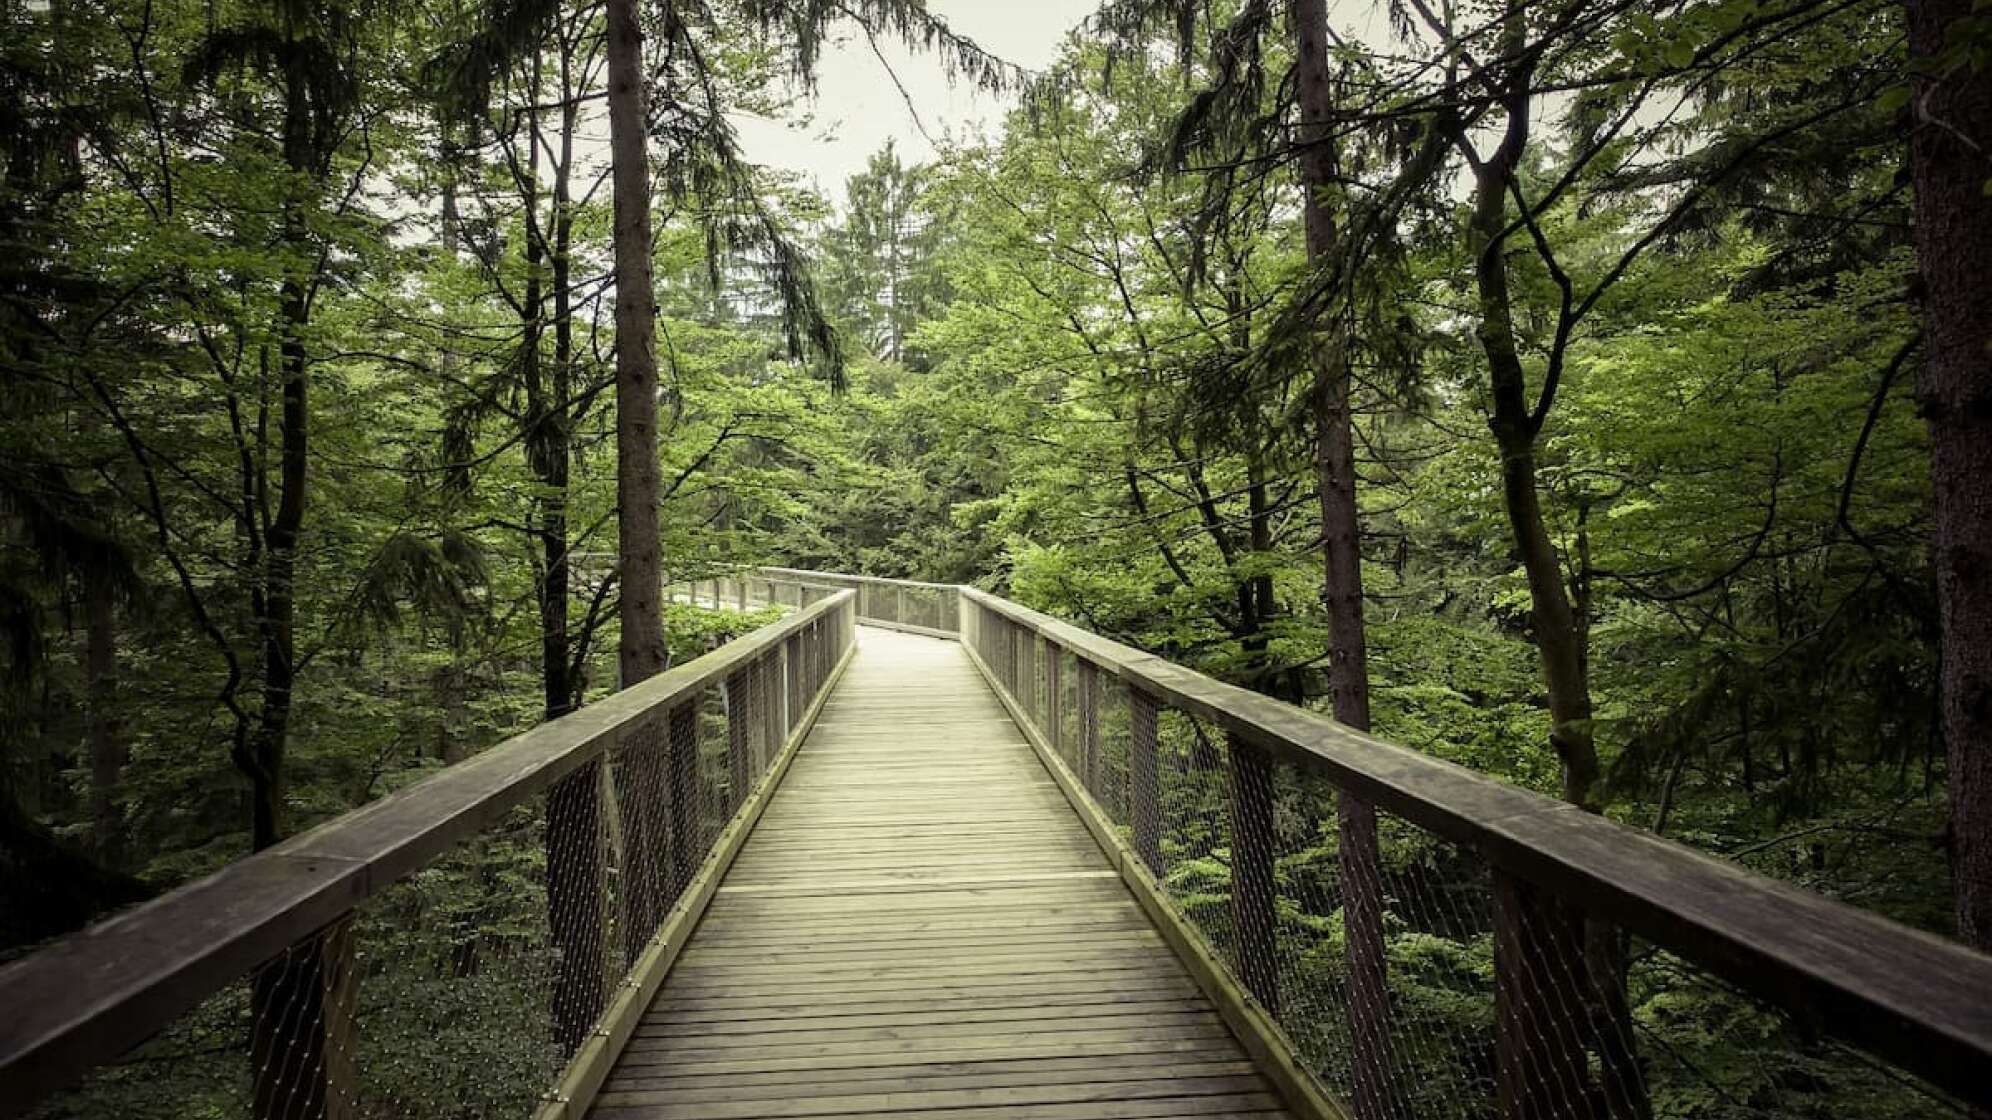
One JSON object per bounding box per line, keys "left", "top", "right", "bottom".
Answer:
{"left": 823, "top": 140, "right": 951, "bottom": 366}
{"left": 606, "top": 0, "right": 668, "bottom": 687}
{"left": 1902, "top": 0, "right": 1992, "bottom": 955}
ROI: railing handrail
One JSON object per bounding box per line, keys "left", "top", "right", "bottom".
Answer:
{"left": 955, "top": 585, "right": 1992, "bottom": 1104}
{"left": 756, "top": 565, "right": 959, "bottom": 592}
{"left": 0, "top": 590, "right": 856, "bottom": 1111}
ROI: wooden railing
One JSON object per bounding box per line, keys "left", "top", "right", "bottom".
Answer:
{"left": 670, "top": 567, "right": 961, "bottom": 636}
{"left": 7, "top": 564, "right": 1989, "bottom": 1120}
{"left": 952, "top": 586, "right": 1992, "bottom": 1118}
{"left": 0, "top": 590, "right": 858, "bottom": 1120}
{"left": 655, "top": 565, "right": 1992, "bottom": 1115}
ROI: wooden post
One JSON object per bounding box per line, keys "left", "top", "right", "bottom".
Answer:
{"left": 1020, "top": 634, "right": 1037, "bottom": 728}
{"left": 666, "top": 700, "right": 700, "bottom": 908}
{"left": 545, "top": 759, "right": 607, "bottom": 1054}
{"left": 1078, "top": 659, "right": 1099, "bottom": 799}
{"left": 1343, "top": 793, "right": 1395, "bottom": 1120}
{"left": 726, "top": 670, "right": 751, "bottom": 811}
{"left": 1046, "top": 646, "right": 1064, "bottom": 761}
{"left": 786, "top": 635, "right": 803, "bottom": 733}
{"left": 763, "top": 648, "right": 783, "bottom": 756}
{"left": 1005, "top": 619, "right": 1019, "bottom": 695}
{"left": 1130, "top": 688, "right": 1163, "bottom": 874}
{"left": 1228, "top": 731, "right": 1280, "bottom": 1014}
{"left": 1494, "top": 868, "right": 1597, "bottom": 1120}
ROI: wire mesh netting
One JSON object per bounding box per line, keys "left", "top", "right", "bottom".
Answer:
{"left": 744, "top": 570, "right": 959, "bottom": 634}
{"left": 963, "top": 600, "right": 1969, "bottom": 1120}
{"left": 25, "top": 603, "right": 850, "bottom": 1120}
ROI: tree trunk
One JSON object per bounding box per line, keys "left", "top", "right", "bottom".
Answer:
{"left": 606, "top": 0, "right": 667, "bottom": 687}
{"left": 1459, "top": 24, "right": 1645, "bottom": 1116}
{"left": 518, "top": 56, "right": 576, "bottom": 725}
{"left": 1292, "top": 3, "right": 1392, "bottom": 1115}
{"left": 82, "top": 554, "right": 125, "bottom": 867}
{"left": 1466, "top": 155, "right": 1599, "bottom": 806}
{"left": 1903, "top": 0, "right": 1992, "bottom": 956}
{"left": 253, "top": 84, "right": 313, "bottom": 854}
{"left": 248, "top": 49, "right": 353, "bottom": 1120}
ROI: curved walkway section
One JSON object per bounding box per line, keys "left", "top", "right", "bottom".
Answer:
{"left": 589, "top": 627, "right": 1295, "bottom": 1120}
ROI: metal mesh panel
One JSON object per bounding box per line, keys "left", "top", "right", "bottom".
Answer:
{"left": 955, "top": 598, "right": 1970, "bottom": 1120}
{"left": 22, "top": 600, "right": 857, "bottom": 1120}
{"left": 739, "top": 570, "right": 958, "bottom": 636}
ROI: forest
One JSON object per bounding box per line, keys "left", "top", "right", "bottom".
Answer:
{"left": 2, "top": 0, "right": 1990, "bottom": 1117}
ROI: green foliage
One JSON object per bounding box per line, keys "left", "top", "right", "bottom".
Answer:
{"left": 0, "top": 0, "right": 1971, "bottom": 1116}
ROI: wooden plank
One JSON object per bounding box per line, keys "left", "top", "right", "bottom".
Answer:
{"left": 616, "top": 1022, "right": 1237, "bottom": 1062}
{"left": 605, "top": 1057, "right": 1258, "bottom": 1097}
{"left": 594, "top": 1074, "right": 1273, "bottom": 1118}
{"left": 647, "top": 983, "right": 1203, "bottom": 1021}
{"left": 594, "top": 1093, "right": 1282, "bottom": 1120}
{"left": 636, "top": 999, "right": 1215, "bottom": 1038}
{"left": 607, "top": 1036, "right": 1244, "bottom": 1078}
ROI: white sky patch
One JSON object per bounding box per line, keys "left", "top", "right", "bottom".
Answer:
{"left": 731, "top": 0, "right": 1101, "bottom": 196}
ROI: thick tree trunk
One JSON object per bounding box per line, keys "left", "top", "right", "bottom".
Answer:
{"left": 1292, "top": 3, "right": 1392, "bottom": 1115}
{"left": 1904, "top": 0, "right": 1992, "bottom": 956}
{"left": 606, "top": 0, "right": 666, "bottom": 687}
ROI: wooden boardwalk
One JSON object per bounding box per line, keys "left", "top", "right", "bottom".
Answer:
{"left": 590, "top": 627, "right": 1296, "bottom": 1120}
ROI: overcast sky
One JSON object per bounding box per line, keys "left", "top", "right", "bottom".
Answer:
{"left": 727, "top": 2, "right": 1411, "bottom": 202}
{"left": 730, "top": 0, "right": 1102, "bottom": 198}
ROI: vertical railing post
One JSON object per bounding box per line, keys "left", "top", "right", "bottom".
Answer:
{"left": 1004, "top": 618, "right": 1018, "bottom": 694}
{"left": 737, "top": 577, "right": 747, "bottom": 610}
{"left": 1344, "top": 793, "right": 1394, "bottom": 1120}
{"left": 666, "top": 700, "right": 699, "bottom": 908}
{"left": 1130, "top": 688, "right": 1162, "bottom": 874}
{"left": 1020, "top": 633, "right": 1037, "bottom": 728}
{"left": 763, "top": 645, "right": 784, "bottom": 754}
{"left": 545, "top": 758, "right": 606, "bottom": 1054}
{"left": 726, "top": 670, "right": 751, "bottom": 810}
{"left": 1046, "top": 645, "right": 1063, "bottom": 760}
{"left": 786, "top": 634, "right": 803, "bottom": 733}
{"left": 1494, "top": 869, "right": 1595, "bottom": 1120}
{"left": 806, "top": 621, "right": 820, "bottom": 699}
{"left": 1228, "top": 731, "right": 1280, "bottom": 1013}
{"left": 1078, "top": 659, "right": 1099, "bottom": 799}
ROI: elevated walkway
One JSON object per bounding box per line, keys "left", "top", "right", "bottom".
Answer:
{"left": 4, "top": 571, "right": 1987, "bottom": 1120}
{"left": 593, "top": 628, "right": 1292, "bottom": 1119}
